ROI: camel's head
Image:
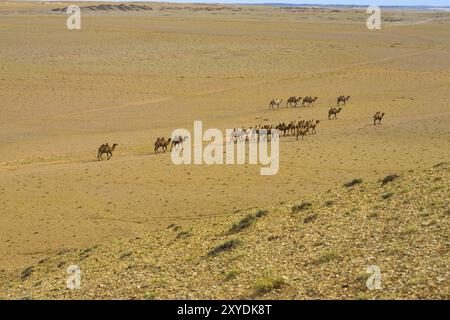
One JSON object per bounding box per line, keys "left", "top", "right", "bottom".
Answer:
{"left": 338, "top": 108, "right": 342, "bottom": 112}
{"left": 112, "top": 143, "right": 118, "bottom": 148}
{"left": 316, "top": 120, "right": 320, "bottom": 124}
{"left": 167, "top": 138, "right": 171, "bottom": 143}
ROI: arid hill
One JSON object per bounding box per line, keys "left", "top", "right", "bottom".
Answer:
{"left": 1, "top": 162, "right": 448, "bottom": 300}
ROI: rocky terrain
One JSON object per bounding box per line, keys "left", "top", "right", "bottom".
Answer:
{"left": 1, "top": 162, "right": 448, "bottom": 299}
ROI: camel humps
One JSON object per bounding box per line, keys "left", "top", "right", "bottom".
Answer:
{"left": 373, "top": 112, "right": 385, "bottom": 125}
{"left": 97, "top": 143, "right": 118, "bottom": 160}
{"left": 154, "top": 137, "right": 171, "bottom": 154}
{"left": 328, "top": 107, "right": 342, "bottom": 120}
{"left": 337, "top": 95, "right": 350, "bottom": 106}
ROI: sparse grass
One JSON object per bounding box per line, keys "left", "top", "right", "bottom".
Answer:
{"left": 368, "top": 211, "right": 379, "bottom": 218}
{"left": 381, "top": 192, "right": 394, "bottom": 200}
{"left": 401, "top": 224, "right": 419, "bottom": 235}
{"left": 355, "top": 293, "right": 371, "bottom": 300}
{"left": 315, "top": 250, "right": 340, "bottom": 264}
{"left": 119, "top": 251, "right": 132, "bottom": 260}
{"left": 356, "top": 271, "right": 372, "bottom": 283}
{"left": 255, "top": 209, "right": 268, "bottom": 218}
{"left": 430, "top": 185, "right": 444, "bottom": 192}
{"left": 229, "top": 213, "right": 255, "bottom": 234}
{"left": 176, "top": 231, "right": 192, "bottom": 239}
{"left": 208, "top": 239, "right": 241, "bottom": 257}
{"left": 380, "top": 174, "right": 400, "bottom": 185}
{"left": 21, "top": 266, "right": 34, "bottom": 280}
{"left": 324, "top": 200, "right": 334, "bottom": 207}
{"left": 224, "top": 269, "right": 240, "bottom": 281}
{"left": 253, "top": 271, "right": 286, "bottom": 295}
{"left": 144, "top": 291, "right": 156, "bottom": 300}
{"left": 343, "top": 178, "right": 363, "bottom": 188}
{"left": 291, "top": 202, "right": 312, "bottom": 213}
{"left": 433, "top": 162, "right": 447, "bottom": 168}
{"left": 303, "top": 213, "right": 317, "bottom": 224}
{"left": 386, "top": 243, "right": 407, "bottom": 255}
{"left": 407, "top": 276, "right": 427, "bottom": 287}
{"left": 228, "top": 210, "right": 268, "bottom": 234}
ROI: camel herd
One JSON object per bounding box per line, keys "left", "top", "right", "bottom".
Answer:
{"left": 270, "top": 96, "right": 319, "bottom": 109}
{"left": 154, "top": 135, "right": 188, "bottom": 154}
{"left": 227, "top": 118, "right": 321, "bottom": 144}
{"left": 96, "top": 95, "right": 385, "bottom": 160}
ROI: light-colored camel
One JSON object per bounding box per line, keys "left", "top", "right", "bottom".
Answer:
{"left": 269, "top": 98, "right": 283, "bottom": 109}
{"left": 306, "top": 120, "right": 320, "bottom": 134}
{"left": 97, "top": 143, "right": 118, "bottom": 161}
{"left": 171, "top": 135, "right": 188, "bottom": 151}
{"left": 296, "top": 126, "right": 308, "bottom": 140}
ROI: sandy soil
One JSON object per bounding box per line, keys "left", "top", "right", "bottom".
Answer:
{"left": 0, "top": 2, "right": 449, "bottom": 272}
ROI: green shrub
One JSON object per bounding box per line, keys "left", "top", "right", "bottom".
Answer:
{"left": 208, "top": 239, "right": 241, "bottom": 257}
{"left": 343, "top": 179, "right": 363, "bottom": 188}
{"left": 291, "top": 202, "right": 312, "bottom": 213}
{"left": 254, "top": 271, "right": 285, "bottom": 295}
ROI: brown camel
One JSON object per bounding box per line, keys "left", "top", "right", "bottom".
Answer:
{"left": 97, "top": 143, "right": 118, "bottom": 161}
{"left": 286, "top": 96, "right": 302, "bottom": 108}
{"left": 328, "top": 107, "right": 342, "bottom": 120}
{"left": 373, "top": 112, "right": 385, "bottom": 125}
{"left": 337, "top": 95, "right": 351, "bottom": 106}
{"left": 302, "top": 96, "right": 318, "bottom": 107}
{"left": 276, "top": 123, "right": 290, "bottom": 136}
{"left": 154, "top": 137, "right": 171, "bottom": 154}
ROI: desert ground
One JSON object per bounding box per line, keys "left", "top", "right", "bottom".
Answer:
{"left": 0, "top": 2, "right": 449, "bottom": 298}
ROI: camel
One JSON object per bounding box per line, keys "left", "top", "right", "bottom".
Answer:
{"left": 337, "top": 95, "right": 351, "bottom": 106}
{"left": 269, "top": 98, "right": 283, "bottom": 109}
{"left": 328, "top": 107, "right": 342, "bottom": 120}
{"left": 97, "top": 143, "right": 118, "bottom": 161}
{"left": 305, "top": 120, "right": 320, "bottom": 134}
{"left": 296, "top": 126, "right": 308, "bottom": 140}
{"left": 302, "top": 96, "right": 318, "bottom": 107}
{"left": 276, "top": 123, "right": 289, "bottom": 136}
{"left": 171, "top": 135, "right": 188, "bottom": 151}
{"left": 154, "top": 137, "right": 171, "bottom": 154}
{"left": 286, "top": 96, "right": 302, "bottom": 108}
{"left": 373, "top": 112, "right": 385, "bottom": 125}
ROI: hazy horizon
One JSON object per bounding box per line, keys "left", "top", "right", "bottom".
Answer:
{"left": 22, "top": 1, "right": 450, "bottom": 8}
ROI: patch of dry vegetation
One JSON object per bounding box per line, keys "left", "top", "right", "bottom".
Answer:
{"left": 1, "top": 163, "right": 449, "bottom": 299}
